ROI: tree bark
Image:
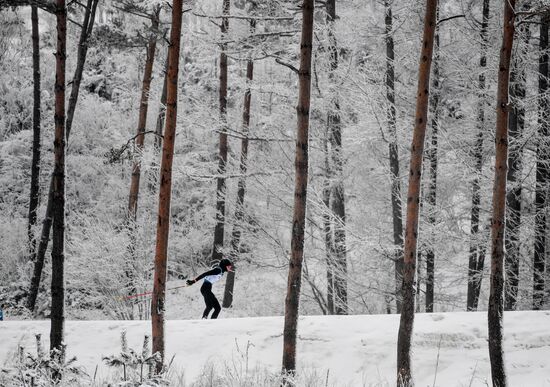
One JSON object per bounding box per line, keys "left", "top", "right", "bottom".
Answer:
{"left": 533, "top": 14, "right": 549, "bottom": 310}
{"left": 416, "top": 249, "right": 423, "bottom": 312}
{"left": 488, "top": 1, "right": 516, "bottom": 386}
{"left": 27, "top": 0, "right": 99, "bottom": 313}
{"left": 155, "top": 52, "right": 169, "bottom": 152}
{"left": 148, "top": 50, "right": 169, "bottom": 193}
{"left": 28, "top": 181, "right": 53, "bottom": 312}
{"left": 326, "top": 0, "right": 348, "bottom": 316}
{"left": 467, "top": 0, "right": 490, "bottom": 312}
{"left": 50, "top": 0, "right": 66, "bottom": 353}
{"left": 396, "top": 1, "right": 438, "bottom": 385}
{"left": 0, "top": 0, "right": 56, "bottom": 13}
{"left": 384, "top": 0, "right": 404, "bottom": 314}
{"left": 504, "top": 9, "right": 529, "bottom": 311}
{"left": 323, "top": 131, "right": 335, "bottom": 315}
{"left": 28, "top": 6, "right": 41, "bottom": 267}
{"left": 151, "top": 0, "right": 183, "bottom": 373}
{"left": 211, "top": 0, "right": 231, "bottom": 263}
{"left": 125, "top": 10, "right": 160, "bottom": 302}
{"left": 222, "top": 20, "right": 255, "bottom": 308}
{"left": 425, "top": 9, "right": 440, "bottom": 314}
{"left": 473, "top": 223, "right": 490, "bottom": 310}
{"left": 127, "top": 9, "right": 160, "bottom": 222}
{"left": 65, "top": 0, "right": 98, "bottom": 140}
{"left": 281, "top": 0, "right": 314, "bottom": 376}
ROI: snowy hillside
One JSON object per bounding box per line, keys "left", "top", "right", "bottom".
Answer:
{"left": 2, "top": 311, "right": 550, "bottom": 386}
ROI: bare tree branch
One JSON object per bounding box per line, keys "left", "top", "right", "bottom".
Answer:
{"left": 437, "top": 14, "right": 465, "bottom": 25}
{"left": 275, "top": 58, "right": 299, "bottom": 74}
{"left": 193, "top": 11, "right": 294, "bottom": 21}
{"left": 0, "top": 0, "right": 56, "bottom": 13}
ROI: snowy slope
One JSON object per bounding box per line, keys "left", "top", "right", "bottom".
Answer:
{"left": 1, "top": 311, "right": 550, "bottom": 386}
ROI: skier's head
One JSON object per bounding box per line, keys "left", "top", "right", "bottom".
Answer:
{"left": 219, "top": 258, "right": 233, "bottom": 272}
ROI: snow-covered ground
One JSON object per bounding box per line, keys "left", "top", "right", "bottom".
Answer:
{"left": 2, "top": 311, "right": 550, "bottom": 386}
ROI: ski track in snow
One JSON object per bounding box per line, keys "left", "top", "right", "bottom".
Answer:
{"left": 1, "top": 311, "right": 550, "bottom": 386}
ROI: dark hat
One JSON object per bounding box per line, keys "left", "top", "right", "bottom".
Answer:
{"left": 219, "top": 258, "right": 233, "bottom": 272}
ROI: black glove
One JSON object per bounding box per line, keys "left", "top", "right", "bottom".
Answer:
{"left": 186, "top": 279, "right": 196, "bottom": 286}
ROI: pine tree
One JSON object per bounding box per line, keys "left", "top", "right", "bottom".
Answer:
{"left": 282, "top": 0, "right": 314, "bottom": 376}
{"left": 27, "top": 0, "right": 100, "bottom": 313}
{"left": 396, "top": 0, "right": 438, "bottom": 384}
{"left": 151, "top": 0, "right": 184, "bottom": 372}
{"left": 488, "top": 1, "right": 516, "bottom": 385}
{"left": 27, "top": 5, "right": 41, "bottom": 271}
{"left": 50, "top": 0, "right": 67, "bottom": 353}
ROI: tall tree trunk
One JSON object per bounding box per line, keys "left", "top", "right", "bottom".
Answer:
{"left": 211, "top": 0, "right": 231, "bottom": 263}
{"left": 425, "top": 11, "right": 440, "bottom": 313}
{"left": 27, "top": 0, "right": 99, "bottom": 313}
{"left": 50, "top": 0, "right": 66, "bottom": 353}
{"left": 533, "top": 14, "right": 549, "bottom": 310}
{"left": 384, "top": 0, "right": 404, "bottom": 314}
{"left": 126, "top": 10, "right": 160, "bottom": 301}
{"left": 28, "top": 5, "right": 41, "bottom": 266}
{"left": 323, "top": 131, "right": 335, "bottom": 315}
{"left": 127, "top": 9, "right": 160, "bottom": 222}
{"left": 155, "top": 52, "right": 169, "bottom": 152}
{"left": 151, "top": 0, "right": 183, "bottom": 373}
{"left": 28, "top": 181, "right": 53, "bottom": 312}
{"left": 65, "top": 0, "right": 98, "bottom": 139}
{"left": 326, "top": 0, "right": 347, "bottom": 316}
{"left": 281, "top": 0, "right": 314, "bottom": 376}
{"left": 467, "top": 0, "right": 490, "bottom": 312}
{"left": 416, "top": 249, "right": 423, "bottom": 312}
{"left": 148, "top": 50, "right": 169, "bottom": 193}
{"left": 473, "top": 223, "right": 490, "bottom": 310}
{"left": 222, "top": 20, "right": 255, "bottom": 308}
{"left": 396, "top": 1, "right": 438, "bottom": 385}
{"left": 504, "top": 10, "right": 529, "bottom": 311}
{"left": 488, "top": 1, "right": 516, "bottom": 385}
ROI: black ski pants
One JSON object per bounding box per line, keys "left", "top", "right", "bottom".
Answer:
{"left": 200, "top": 281, "right": 221, "bottom": 319}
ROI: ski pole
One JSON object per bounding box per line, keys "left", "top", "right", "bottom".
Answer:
{"left": 117, "top": 283, "right": 190, "bottom": 301}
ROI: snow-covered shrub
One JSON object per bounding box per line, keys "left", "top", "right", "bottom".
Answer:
{"left": 102, "top": 330, "right": 167, "bottom": 386}
{"left": 0, "top": 334, "right": 87, "bottom": 387}
{"left": 186, "top": 361, "right": 331, "bottom": 387}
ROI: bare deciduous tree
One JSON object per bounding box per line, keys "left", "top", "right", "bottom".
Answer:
{"left": 384, "top": 0, "right": 404, "bottom": 314}
{"left": 28, "top": 5, "right": 41, "bottom": 268}
{"left": 211, "top": 0, "right": 231, "bottom": 263}
{"left": 467, "top": 0, "right": 490, "bottom": 312}
{"left": 223, "top": 19, "right": 255, "bottom": 308}
{"left": 326, "top": 0, "right": 348, "bottom": 315}
{"left": 505, "top": 4, "right": 530, "bottom": 311}
{"left": 533, "top": 13, "right": 549, "bottom": 310}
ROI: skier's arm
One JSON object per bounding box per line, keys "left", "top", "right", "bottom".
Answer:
{"left": 187, "top": 267, "right": 222, "bottom": 285}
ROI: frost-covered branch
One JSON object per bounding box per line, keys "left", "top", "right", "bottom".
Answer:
{"left": 193, "top": 12, "right": 294, "bottom": 21}
{"left": 0, "top": 0, "right": 56, "bottom": 13}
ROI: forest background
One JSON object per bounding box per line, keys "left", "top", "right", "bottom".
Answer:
{"left": 0, "top": 0, "right": 548, "bottom": 326}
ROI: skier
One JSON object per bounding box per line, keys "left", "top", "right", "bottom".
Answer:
{"left": 186, "top": 258, "right": 233, "bottom": 319}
